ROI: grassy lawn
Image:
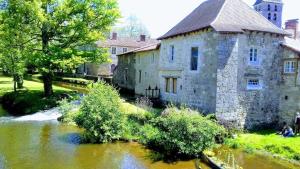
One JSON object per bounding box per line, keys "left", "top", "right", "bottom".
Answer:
{"left": 0, "top": 75, "right": 75, "bottom": 116}
{"left": 226, "top": 130, "right": 300, "bottom": 161}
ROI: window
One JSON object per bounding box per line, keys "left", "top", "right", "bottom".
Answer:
{"left": 123, "top": 48, "right": 127, "bottom": 53}
{"left": 268, "top": 13, "right": 271, "bottom": 20}
{"left": 284, "top": 61, "right": 296, "bottom": 73}
{"left": 249, "top": 48, "right": 259, "bottom": 66}
{"left": 172, "top": 78, "right": 177, "bottom": 94}
{"left": 169, "top": 45, "right": 175, "bottom": 62}
{"left": 139, "top": 70, "right": 142, "bottom": 83}
{"left": 165, "top": 78, "right": 170, "bottom": 93}
{"left": 274, "top": 13, "right": 277, "bottom": 21}
{"left": 268, "top": 4, "right": 271, "bottom": 11}
{"left": 191, "top": 47, "right": 199, "bottom": 71}
{"left": 275, "top": 5, "right": 278, "bottom": 11}
{"left": 247, "top": 79, "right": 262, "bottom": 90}
{"left": 165, "top": 78, "right": 177, "bottom": 94}
{"left": 111, "top": 47, "right": 116, "bottom": 54}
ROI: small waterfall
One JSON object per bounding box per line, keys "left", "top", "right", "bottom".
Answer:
{"left": 13, "top": 108, "right": 61, "bottom": 122}
{"left": 0, "top": 108, "right": 62, "bottom": 122}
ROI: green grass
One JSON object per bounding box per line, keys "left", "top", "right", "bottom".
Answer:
{"left": 0, "top": 75, "right": 75, "bottom": 116}
{"left": 226, "top": 130, "right": 300, "bottom": 161}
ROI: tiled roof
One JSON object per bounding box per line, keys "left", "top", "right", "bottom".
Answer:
{"left": 254, "top": 0, "right": 282, "bottom": 6}
{"left": 118, "top": 42, "right": 160, "bottom": 56}
{"left": 281, "top": 37, "right": 300, "bottom": 54}
{"left": 158, "top": 0, "right": 288, "bottom": 40}
{"left": 96, "top": 37, "right": 158, "bottom": 48}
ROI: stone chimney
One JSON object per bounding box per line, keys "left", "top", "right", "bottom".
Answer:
{"left": 285, "top": 19, "right": 299, "bottom": 39}
{"left": 140, "top": 35, "right": 146, "bottom": 42}
{"left": 111, "top": 32, "right": 117, "bottom": 40}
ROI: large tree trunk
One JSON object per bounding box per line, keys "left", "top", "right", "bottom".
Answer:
{"left": 42, "top": 73, "right": 53, "bottom": 97}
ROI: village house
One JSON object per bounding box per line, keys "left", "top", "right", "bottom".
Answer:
{"left": 113, "top": 0, "right": 300, "bottom": 129}
{"left": 77, "top": 32, "right": 157, "bottom": 78}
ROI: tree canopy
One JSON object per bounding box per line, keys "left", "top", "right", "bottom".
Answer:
{"left": 0, "top": 0, "right": 120, "bottom": 96}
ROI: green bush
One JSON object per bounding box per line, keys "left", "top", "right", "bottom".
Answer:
{"left": 140, "top": 107, "right": 226, "bottom": 158}
{"left": 58, "top": 99, "right": 80, "bottom": 125}
{"left": 75, "top": 82, "right": 125, "bottom": 143}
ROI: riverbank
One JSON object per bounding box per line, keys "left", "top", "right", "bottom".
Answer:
{"left": 226, "top": 130, "right": 300, "bottom": 162}
{"left": 0, "top": 76, "right": 76, "bottom": 116}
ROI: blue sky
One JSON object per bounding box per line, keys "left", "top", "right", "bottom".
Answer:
{"left": 118, "top": 0, "right": 300, "bottom": 38}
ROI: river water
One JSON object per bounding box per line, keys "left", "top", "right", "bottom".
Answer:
{"left": 0, "top": 111, "right": 208, "bottom": 169}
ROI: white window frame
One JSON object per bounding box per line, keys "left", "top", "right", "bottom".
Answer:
{"left": 248, "top": 48, "right": 260, "bottom": 66}
{"left": 111, "top": 47, "right": 117, "bottom": 55}
{"left": 247, "top": 79, "right": 262, "bottom": 90}
{"left": 284, "top": 61, "right": 296, "bottom": 74}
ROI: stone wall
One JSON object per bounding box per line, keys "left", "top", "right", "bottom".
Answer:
{"left": 158, "top": 29, "right": 219, "bottom": 113}
{"left": 279, "top": 49, "right": 300, "bottom": 125}
{"left": 135, "top": 50, "right": 160, "bottom": 96}
{"left": 216, "top": 32, "right": 284, "bottom": 129}
{"left": 112, "top": 53, "right": 136, "bottom": 91}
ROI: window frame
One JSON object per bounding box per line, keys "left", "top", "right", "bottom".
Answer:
{"left": 169, "top": 45, "right": 175, "bottom": 62}
{"left": 123, "top": 48, "right": 128, "bottom": 53}
{"left": 172, "top": 78, "right": 177, "bottom": 94}
{"left": 247, "top": 79, "right": 262, "bottom": 90}
{"left": 165, "top": 78, "right": 170, "bottom": 93}
{"left": 268, "top": 4, "right": 271, "bottom": 11}
{"left": 268, "top": 13, "right": 271, "bottom": 20}
{"left": 284, "top": 61, "right": 296, "bottom": 74}
{"left": 273, "top": 13, "right": 277, "bottom": 21}
{"left": 111, "top": 47, "right": 117, "bottom": 55}
{"left": 248, "top": 48, "right": 260, "bottom": 66}
{"left": 190, "top": 46, "right": 199, "bottom": 71}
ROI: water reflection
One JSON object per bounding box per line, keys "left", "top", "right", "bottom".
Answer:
{"left": 0, "top": 122, "right": 200, "bottom": 169}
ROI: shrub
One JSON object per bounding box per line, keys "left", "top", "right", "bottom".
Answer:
{"left": 58, "top": 99, "right": 80, "bottom": 125}
{"left": 75, "top": 82, "right": 125, "bottom": 143}
{"left": 140, "top": 107, "right": 226, "bottom": 158}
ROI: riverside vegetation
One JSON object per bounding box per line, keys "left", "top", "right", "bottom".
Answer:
{"left": 59, "top": 82, "right": 226, "bottom": 158}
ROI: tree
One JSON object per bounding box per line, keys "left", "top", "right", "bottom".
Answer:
{"left": 114, "top": 15, "right": 150, "bottom": 38}
{"left": 1, "top": 0, "right": 120, "bottom": 97}
{"left": 0, "top": 0, "right": 34, "bottom": 91}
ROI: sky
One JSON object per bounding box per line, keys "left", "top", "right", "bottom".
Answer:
{"left": 118, "top": 0, "right": 300, "bottom": 38}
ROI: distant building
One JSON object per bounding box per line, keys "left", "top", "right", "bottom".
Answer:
{"left": 114, "top": 0, "right": 300, "bottom": 129}
{"left": 77, "top": 33, "right": 157, "bottom": 77}
{"left": 254, "top": 0, "right": 283, "bottom": 28}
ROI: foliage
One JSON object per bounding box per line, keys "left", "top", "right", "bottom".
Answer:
{"left": 0, "top": 0, "right": 120, "bottom": 96}
{"left": 75, "top": 82, "right": 125, "bottom": 143}
{"left": 58, "top": 99, "right": 80, "bottom": 125}
{"left": 140, "top": 107, "right": 226, "bottom": 158}
{"left": 225, "top": 130, "right": 300, "bottom": 161}
{"left": 0, "top": 0, "right": 33, "bottom": 91}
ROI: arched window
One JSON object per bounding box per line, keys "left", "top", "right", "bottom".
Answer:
{"left": 268, "top": 4, "right": 271, "bottom": 11}
{"left": 275, "top": 5, "right": 278, "bottom": 11}
{"left": 274, "top": 13, "right": 277, "bottom": 21}
{"left": 268, "top": 13, "right": 271, "bottom": 20}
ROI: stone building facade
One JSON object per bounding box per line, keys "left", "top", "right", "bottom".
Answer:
{"left": 113, "top": 0, "right": 300, "bottom": 129}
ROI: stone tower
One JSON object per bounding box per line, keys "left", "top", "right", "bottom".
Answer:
{"left": 253, "top": 0, "right": 283, "bottom": 28}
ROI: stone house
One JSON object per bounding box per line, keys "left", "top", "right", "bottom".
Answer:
{"left": 77, "top": 33, "right": 157, "bottom": 77}
{"left": 113, "top": 43, "right": 160, "bottom": 95}
{"left": 113, "top": 0, "right": 300, "bottom": 129}
{"left": 279, "top": 38, "right": 300, "bottom": 125}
